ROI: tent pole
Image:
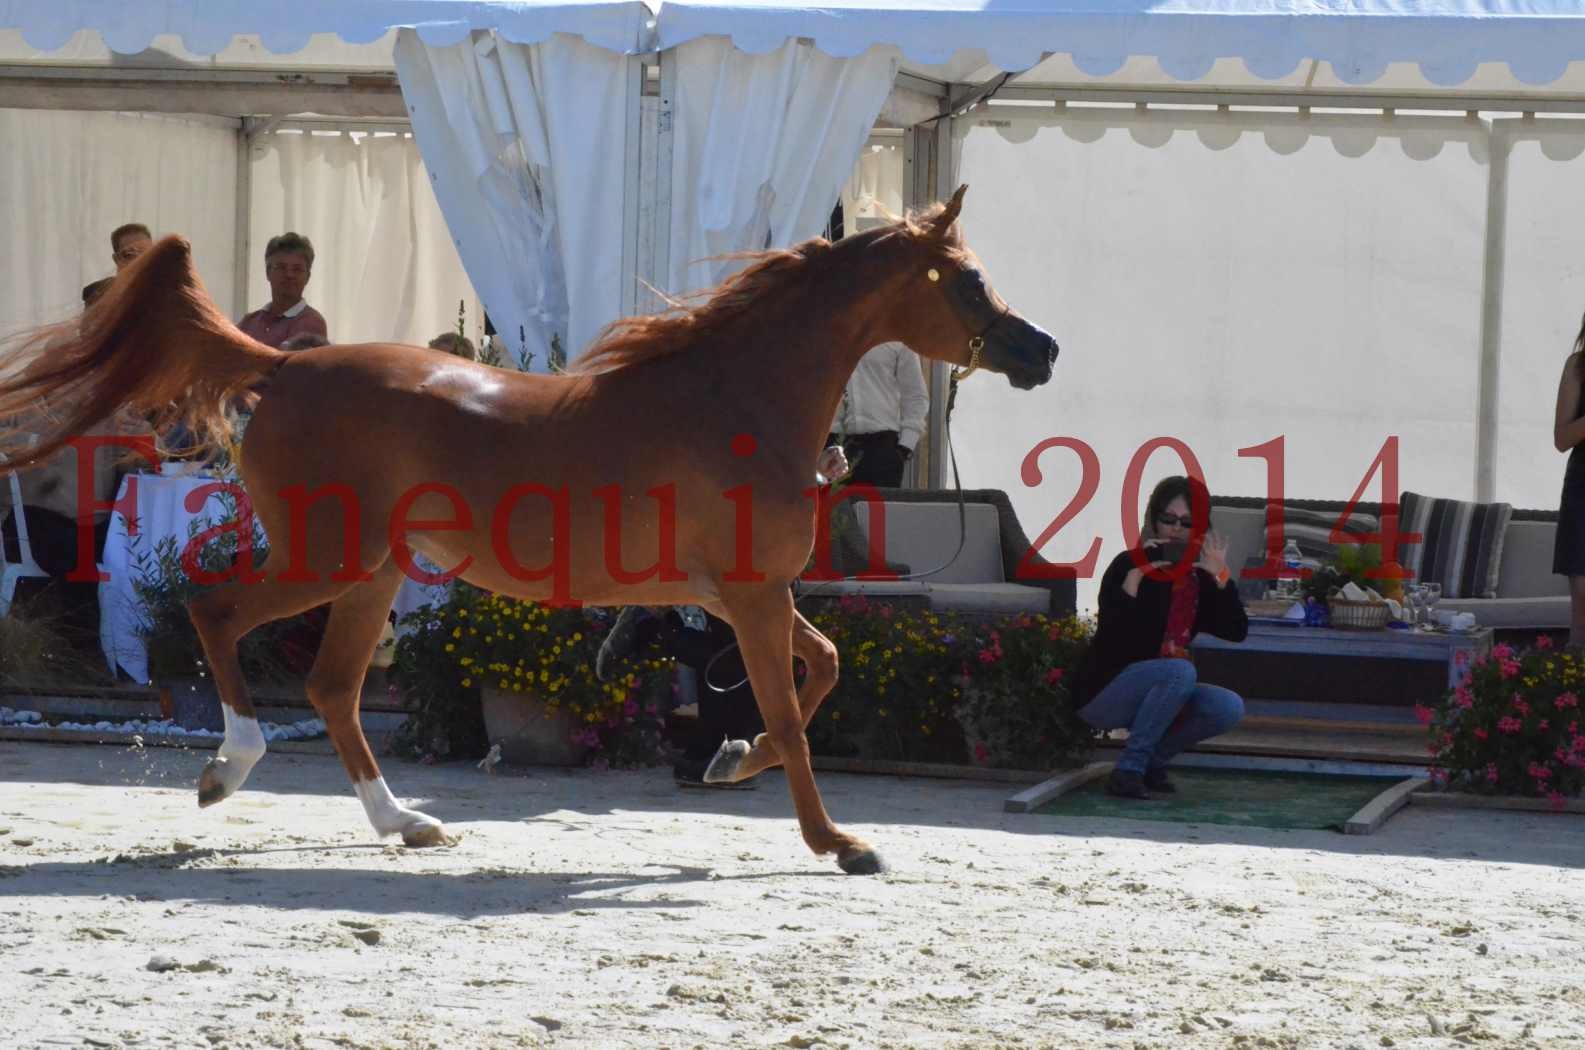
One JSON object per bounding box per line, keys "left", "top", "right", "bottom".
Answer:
{"left": 1475, "top": 117, "right": 1512, "bottom": 504}
{"left": 620, "top": 56, "right": 643, "bottom": 320}
{"left": 233, "top": 121, "right": 254, "bottom": 322}
{"left": 923, "top": 112, "right": 955, "bottom": 490}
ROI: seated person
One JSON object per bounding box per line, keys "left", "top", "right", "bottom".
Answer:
{"left": 1068, "top": 475, "right": 1248, "bottom": 799}
{"left": 238, "top": 233, "right": 328, "bottom": 349}
{"left": 82, "top": 222, "right": 153, "bottom": 306}
{"left": 428, "top": 333, "right": 477, "bottom": 361}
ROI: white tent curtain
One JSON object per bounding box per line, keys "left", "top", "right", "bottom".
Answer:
{"left": 246, "top": 129, "right": 475, "bottom": 348}
{"left": 393, "top": 29, "right": 634, "bottom": 368}
{"left": 950, "top": 110, "right": 1500, "bottom": 613}
{"left": 664, "top": 37, "right": 899, "bottom": 296}
{"left": 0, "top": 109, "right": 237, "bottom": 336}
{"left": 840, "top": 136, "right": 905, "bottom": 234}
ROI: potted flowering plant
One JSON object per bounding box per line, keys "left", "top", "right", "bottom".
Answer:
{"left": 806, "top": 596, "right": 968, "bottom": 763}
{"left": 954, "top": 612, "right": 1098, "bottom": 771}
{"left": 1425, "top": 637, "right": 1585, "bottom": 806}
{"left": 804, "top": 595, "right": 1097, "bottom": 770}
{"left": 390, "top": 583, "right": 672, "bottom": 768}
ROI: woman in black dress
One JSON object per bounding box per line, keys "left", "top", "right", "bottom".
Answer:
{"left": 1552, "top": 311, "right": 1585, "bottom": 648}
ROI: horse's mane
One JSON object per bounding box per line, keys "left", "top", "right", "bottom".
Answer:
{"left": 570, "top": 201, "right": 965, "bottom": 377}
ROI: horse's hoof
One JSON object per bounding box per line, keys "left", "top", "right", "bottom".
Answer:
{"left": 196, "top": 759, "right": 232, "bottom": 808}
{"left": 401, "top": 819, "right": 459, "bottom": 849}
{"left": 702, "top": 737, "right": 751, "bottom": 784}
{"left": 837, "top": 846, "right": 887, "bottom": 876}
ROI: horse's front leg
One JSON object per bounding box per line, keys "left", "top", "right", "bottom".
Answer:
{"left": 707, "top": 608, "right": 837, "bottom": 784}
{"left": 715, "top": 588, "right": 882, "bottom": 874}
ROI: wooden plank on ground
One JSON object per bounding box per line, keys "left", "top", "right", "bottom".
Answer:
{"left": 1342, "top": 777, "right": 1427, "bottom": 835}
{"left": 810, "top": 755, "right": 1048, "bottom": 785}
{"left": 1412, "top": 791, "right": 1585, "bottom": 815}
{"left": 1004, "top": 762, "right": 1112, "bottom": 813}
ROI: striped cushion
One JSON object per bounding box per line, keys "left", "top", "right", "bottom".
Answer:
{"left": 1265, "top": 505, "right": 1380, "bottom": 561}
{"left": 1398, "top": 491, "right": 1512, "bottom": 599}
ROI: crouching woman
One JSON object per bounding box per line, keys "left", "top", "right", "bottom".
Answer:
{"left": 1070, "top": 475, "right": 1248, "bottom": 799}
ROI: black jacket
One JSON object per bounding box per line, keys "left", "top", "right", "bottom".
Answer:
{"left": 1070, "top": 549, "right": 1249, "bottom": 707}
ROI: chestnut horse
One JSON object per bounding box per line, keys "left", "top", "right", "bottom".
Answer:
{"left": 0, "top": 186, "right": 1057, "bottom": 874}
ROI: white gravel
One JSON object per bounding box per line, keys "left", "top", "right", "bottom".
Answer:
{"left": 1, "top": 739, "right": 1583, "bottom": 1049}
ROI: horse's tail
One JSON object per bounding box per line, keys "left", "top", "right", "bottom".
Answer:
{"left": 0, "top": 235, "right": 284, "bottom": 471}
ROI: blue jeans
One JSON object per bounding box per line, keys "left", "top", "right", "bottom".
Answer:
{"left": 1078, "top": 659, "right": 1244, "bottom": 775}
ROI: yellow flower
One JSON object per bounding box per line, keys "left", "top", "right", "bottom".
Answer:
{"left": 444, "top": 643, "right": 455, "bottom": 652}
{"left": 461, "top": 677, "right": 472, "bottom": 687}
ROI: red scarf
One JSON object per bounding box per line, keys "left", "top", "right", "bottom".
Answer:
{"left": 1159, "top": 571, "right": 1199, "bottom": 659}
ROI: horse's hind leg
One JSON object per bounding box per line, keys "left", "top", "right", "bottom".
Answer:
{"left": 307, "top": 565, "right": 452, "bottom": 847}
{"left": 190, "top": 572, "right": 358, "bottom": 807}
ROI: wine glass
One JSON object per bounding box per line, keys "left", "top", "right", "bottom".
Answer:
{"left": 1421, "top": 582, "right": 1442, "bottom": 629}
{"left": 1405, "top": 582, "right": 1426, "bottom": 629}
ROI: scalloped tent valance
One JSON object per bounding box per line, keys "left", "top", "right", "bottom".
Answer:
{"left": 655, "top": 0, "right": 1585, "bottom": 86}
{"left": 0, "top": 0, "right": 655, "bottom": 57}
{"left": 8, "top": 1, "right": 1585, "bottom": 88}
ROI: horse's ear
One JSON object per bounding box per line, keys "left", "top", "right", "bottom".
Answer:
{"left": 928, "top": 184, "right": 969, "bottom": 239}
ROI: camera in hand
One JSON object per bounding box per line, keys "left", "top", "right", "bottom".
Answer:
{"left": 1149, "top": 540, "right": 1192, "bottom": 565}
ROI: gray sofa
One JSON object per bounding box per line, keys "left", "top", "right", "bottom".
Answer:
{"left": 795, "top": 487, "right": 1077, "bottom": 617}
{"left": 1210, "top": 496, "right": 1568, "bottom": 631}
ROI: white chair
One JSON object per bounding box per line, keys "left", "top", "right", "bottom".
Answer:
{"left": 0, "top": 442, "right": 51, "bottom": 617}
{"left": 2, "top": 438, "right": 121, "bottom": 678}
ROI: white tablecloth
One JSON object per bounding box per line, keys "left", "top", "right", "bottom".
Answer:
{"left": 101, "top": 471, "right": 446, "bottom": 683}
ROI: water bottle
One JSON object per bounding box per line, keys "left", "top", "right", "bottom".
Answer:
{"left": 1278, "top": 539, "right": 1304, "bottom": 598}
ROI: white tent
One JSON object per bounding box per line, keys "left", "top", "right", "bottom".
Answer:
{"left": 8, "top": 0, "right": 1585, "bottom": 610}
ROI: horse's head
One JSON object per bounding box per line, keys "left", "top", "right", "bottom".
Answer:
{"left": 889, "top": 185, "right": 1058, "bottom": 391}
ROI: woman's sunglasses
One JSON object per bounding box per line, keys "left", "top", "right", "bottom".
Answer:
{"left": 1155, "top": 513, "right": 1195, "bottom": 528}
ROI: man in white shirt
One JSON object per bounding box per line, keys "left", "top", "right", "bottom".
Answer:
{"left": 827, "top": 341, "right": 930, "bottom": 488}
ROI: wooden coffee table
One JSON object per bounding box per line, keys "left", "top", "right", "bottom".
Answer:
{"left": 1191, "top": 622, "right": 1493, "bottom": 690}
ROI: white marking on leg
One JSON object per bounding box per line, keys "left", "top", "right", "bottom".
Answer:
{"left": 213, "top": 706, "right": 266, "bottom": 792}
{"left": 353, "top": 776, "right": 444, "bottom": 840}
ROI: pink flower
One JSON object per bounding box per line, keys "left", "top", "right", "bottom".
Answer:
{"left": 1536, "top": 634, "right": 1556, "bottom": 651}
{"left": 1556, "top": 692, "right": 1579, "bottom": 710}
{"left": 1512, "top": 696, "right": 1531, "bottom": 716}
{"left": 1452, "top": 687, "right": 1474, "bottom": 710}
{"left": 1429, "top": 766, "right": 1449, "bottom": 786}
{"left": 1413, "top": 704, "right": 1434, "bottom": 725}
{"left": 1473, "top": 727, "right": 1489, "bottom": 741}
{"left": 978, "top": 648, "right": 999, "bottom": 664}
{"left": 1455, "top": 650, "right": 1471, "bottom": 667}
{"left": 1539, "top": 719, "right": 1550, "bottom": 731}
{"left": 1498, "top": 716, "right": 1523, "bottom": 734}
{"left": 973, "top": 741, "right": 990, "bottom": 764}
{"left": 1045, "top": 668, "right": 1064, "bottom": 686}
{"left": 1528, "top": 761, "right": 1553, "bottom": 782}
{"left": 1498, "top": 659, "right": 1521, "bottom": 679}
{"left": 1486, "top": 763, "right": 1500, "bottom": 783}
{"left": 1493, "top": 643, "right": 1514, "bottom": 661}
{"left": 624, "top": 699, "right": 639, "bottom": 717}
